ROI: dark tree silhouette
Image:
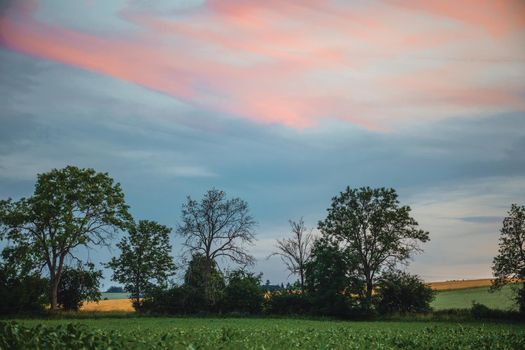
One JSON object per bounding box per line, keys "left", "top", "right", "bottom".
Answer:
{"left": 0, "top": 166, "right": 131, "bottom": 311}
{"left": 177, "top": 188, "right": 256, "bottom": 305}
{"left": 318, "top": 186, "right": 429, "bottom": 303}
{"left": 491, "top": 204, "right": 525, "bottom": 312}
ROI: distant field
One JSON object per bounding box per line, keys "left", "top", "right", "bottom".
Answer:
{"left": 428, "top": 279, "right": 493, "bottom": 291}
{"left": 432, "top": 284, "right": 520, "bottom": 311}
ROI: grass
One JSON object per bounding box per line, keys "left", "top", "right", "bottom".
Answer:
{"left": 5, "top": 317, "right": 525, "bottom": 349}
{"left": 432, "top": 284, "right": 520, "bottom": 311}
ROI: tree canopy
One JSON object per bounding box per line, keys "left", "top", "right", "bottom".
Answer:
{"left": 0, "top": 166, "right": 131, "bottom": 311}
{"left": 491, "top": 204, "right": 525, "bottom": 312}
{"left": 107, "top": 220, "right": 176, "bottom": 308}
{"left": 318, "top": 186, "right": 429, "bottom": 301}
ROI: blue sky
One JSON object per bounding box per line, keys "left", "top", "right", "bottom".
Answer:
{"left": 1, "top": 0, "right": 525, "bottom": 287}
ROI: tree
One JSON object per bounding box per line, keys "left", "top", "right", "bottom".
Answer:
{"left": 318, "top": 187, "right": 429, "bottom": 303}
{"left": 270, "top": 218, "right": 314, "bottom": 291}
{"left": 305, "top": 236, "right": 362, "bottom": 317}
{"left": 376, "top": 270, "right": 434, "bottom": 314}
{"left": 183, "top": 253, "right": 225, "bottom": 311}
{"left": 0, "top": 166, "right": 131, "bottom": 311}
{"left": 491, "top": 204, "right": 525, "bottom": 313}
{"left": 223, "top": 270, "right": 264, "bottom": 314}
{"left": 177, "top": 188, "right": 256, "bottom": 304}
{"left": 107, "top": 220, "right": 176, "bottom": 309}
{"left": 57, "top": 263, "right": 102, "bottom": 311}
{"left": 0, "top": 248, "right": 48, "bottom": 314}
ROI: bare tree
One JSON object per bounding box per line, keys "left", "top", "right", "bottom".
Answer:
{"left": 270, "top": 218, "right": 314, "bottom": 291}
{"left": 177, "top": 188, "right": 256, "bottom": 304}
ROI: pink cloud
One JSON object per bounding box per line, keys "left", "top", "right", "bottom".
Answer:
{"left": 0, "top": 0, "right": 523, "bottom": 130}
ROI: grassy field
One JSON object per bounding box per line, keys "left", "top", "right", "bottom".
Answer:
{"left": 432, "top": 284, "right": 520, "bottom": 311}
{"left": 5, "top": 317, "right": 524, "bottom": 349}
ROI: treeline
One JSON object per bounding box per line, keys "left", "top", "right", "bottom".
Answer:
{"left": 1, "top": 166, "right": 524, "bottom": 317}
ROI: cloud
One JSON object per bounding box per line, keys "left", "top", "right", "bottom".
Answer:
{"left": 457, "top": 216, "right": 503, "bottom": 224}
{"left": 1, "top": 0, "right": 523, "bottom": 130}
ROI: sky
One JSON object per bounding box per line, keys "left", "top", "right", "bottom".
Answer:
{"left": 1, "top": 0, "right": 524, "bottom": 288}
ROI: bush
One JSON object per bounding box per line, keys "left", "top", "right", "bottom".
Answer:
{"left": 376, "top": 270, "right": 434, "bottom": 314}
{"left": 141, "top": 285, "right": 190, "bottom": 314}
{"left": 0, "top": 268, "right": 48, "bottom": 314}
{"left": 57, "top": 263, "right": 102, "bottom": 311}
{"left": 264, "top": 291, "right": 312, "bottom": 315}
{"left": 223, "top": 270, "right": 264, "bottom": 314}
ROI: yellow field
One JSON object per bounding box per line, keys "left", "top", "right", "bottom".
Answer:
{"left": 428, "top": 279, "right": 493, "bottom": 291}
{"left": 81, "top": 299, "right": 134, "bottom": 312}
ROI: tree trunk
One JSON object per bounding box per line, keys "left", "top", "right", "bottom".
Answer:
{"left": 50, "top": 278, "right": 59, "bottom": 311}
{"left": 300, "top": 268, "right": 305, "bottom": 292}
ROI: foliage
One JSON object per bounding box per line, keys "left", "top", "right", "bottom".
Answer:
{"left": 223, "top": 270, "right": 264, "bottom": 314}
{"left": 3, "top": 319, "right": 525, "bottom": 350}
{"left": 0, "top": 166, "right": 131, "bottom": 311}
{"left": 183, "top": 253, "right": 225, "bottom": 312}
{"left": 264, "top": 290, "right": 312, "bottom": 315}
{"left": 376, "top": 270, "right": 434, "bottom": 314}
{"left": 0, "top": 322, "right": 126, "bottom": 349}
{"left": 491, "top": 204, "right": 525, "bottom": 313}
{"left": 57, "top": 263, "right": 102, "bottom": 311}
{"left": 107, "top": 220, "right": 176, "bottom": 309}
{"left": 177, "top": 188, "right": 255, "bottom": 307}
{"left": 269, "top": 218, "right": 314, "bottom": 291}
{"left": 305, "top": 236, "right": 363, "bottom": 317}
{"left": 318, "top": 186, "right": 429, "bottom": 302}
{"left": 141, "top": 285, "right": 190, "bottom": 314}
{"left": 0, "top": 264, "right": 48, "bottom": 315}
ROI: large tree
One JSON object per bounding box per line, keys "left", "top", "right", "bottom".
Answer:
{"left": 318, "top": 186, "right": 429, "bottom": 302}
{"left": 491, "top": 204, "right": 525, "bottom": 312}
{"left": 107, "top": 220, "right": 176, "bottom": 308}
{"left": 0, "top": 166, "right": 131, "bottom": 311}
{"left": 177, "top": 188, "right": 256, "bottom": 304}
{"left": 270, "top": 218, "right": 314, "bottom": 291}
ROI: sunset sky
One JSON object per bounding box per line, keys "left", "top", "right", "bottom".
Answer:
{"left": 1, "top": 0, "right": 525, "bottom": 286}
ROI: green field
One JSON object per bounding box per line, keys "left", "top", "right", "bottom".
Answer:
{"left": 432, "top": 285, "right": 520, "bottom": 311}
{"left": 5, "top": 317, "right": 524, "bottom": 349}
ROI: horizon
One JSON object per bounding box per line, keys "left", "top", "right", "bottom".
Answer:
{"left": 1, "top": 0, "right": 525, "bottom": 288}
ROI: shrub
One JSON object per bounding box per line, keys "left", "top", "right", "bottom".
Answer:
{"left": 57, "top": 263, "right": 102, "bottom": 311}
{"left": 0, "top": 268, "right": 48, "bottom": 314}
{"left": 376, "top": 270, "right": 434, "bottom": 314}
{"left": 223, "top": 270, "right": 264, "bottom": 314}
{"left": 264, "top": 291, "right": 312, "bottom": 315}
{"left": 141, "top": 285, "right": 190, "bottom": 314}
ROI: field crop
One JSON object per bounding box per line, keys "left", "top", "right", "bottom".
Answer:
{"left": 4, "top": 317, "right": 525, "bottom": 349}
